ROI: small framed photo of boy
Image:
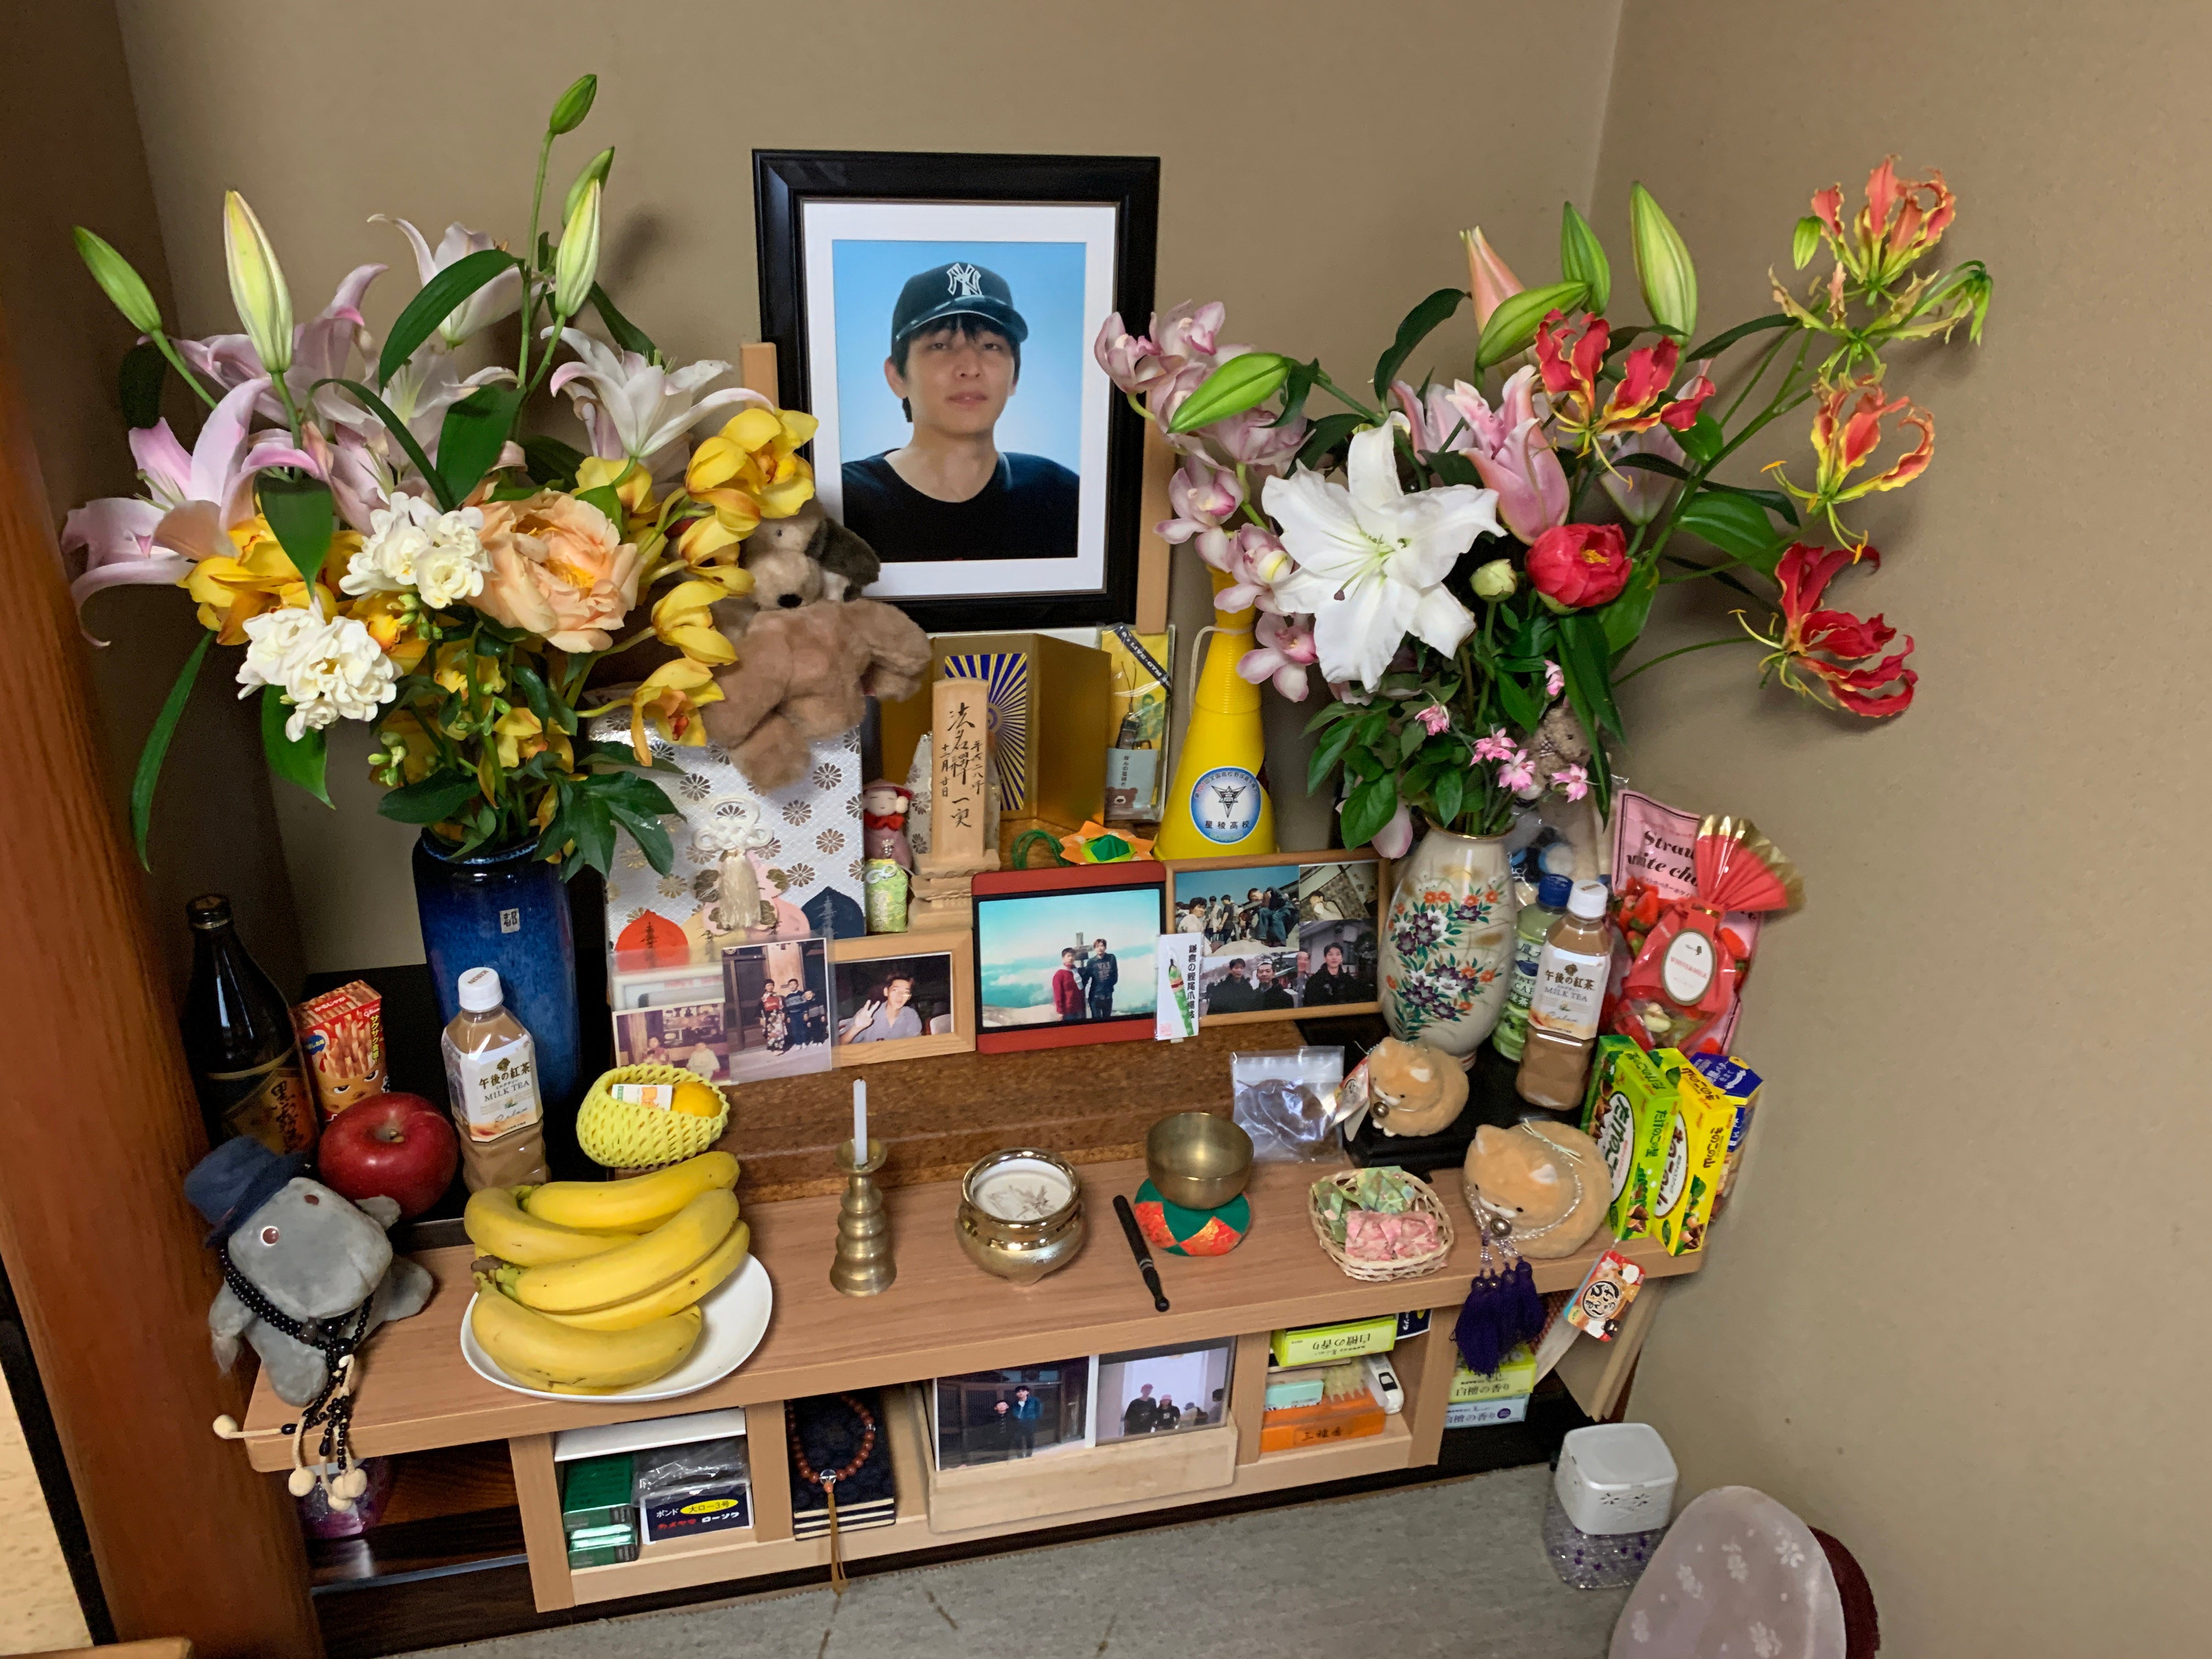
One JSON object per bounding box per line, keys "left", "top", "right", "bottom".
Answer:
{"left": 830, "top": 932, "right": 976, "bottom": 1067}
{"left": 1164, "top": 850, "right": 1384, "bottom": 1025}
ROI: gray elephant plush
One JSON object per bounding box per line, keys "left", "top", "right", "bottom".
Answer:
{"left": 185, "top": 1137, "right": 435, "bottom": 1407}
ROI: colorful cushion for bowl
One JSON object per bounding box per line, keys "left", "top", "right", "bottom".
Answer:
{"left": 1133, "top": 1178, "right": 1250, "bottom": 1257}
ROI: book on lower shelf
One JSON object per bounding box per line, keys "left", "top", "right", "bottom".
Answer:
{"left": 788, "top": 1389, "right": 899, "bottom": 1538}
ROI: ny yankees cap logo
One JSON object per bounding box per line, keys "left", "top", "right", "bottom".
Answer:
{"left": 946, "top": 262, "right": 984, "bottom": 298}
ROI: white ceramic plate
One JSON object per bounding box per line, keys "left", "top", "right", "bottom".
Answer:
{"left": 460, "top": 1255, "right": 774, "bottom": 1403}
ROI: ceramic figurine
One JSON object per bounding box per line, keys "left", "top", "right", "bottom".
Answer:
{"left": 861, "top": 780, "right": 915, "bottom": 870}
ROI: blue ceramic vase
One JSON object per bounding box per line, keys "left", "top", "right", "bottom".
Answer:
{"left": 410, "top": 833, "right": 583, "bottom": 1114}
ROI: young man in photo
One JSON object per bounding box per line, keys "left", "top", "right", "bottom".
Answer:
{"left": 1009, "top": 1384, "right": 1043, "bottom": 1456}
{"left": 840, "top": 262, "right": 1079, "bottom": 565}
{"left": 1081, "top": 936, "right": 1119, "bottom": 1020}
{"left": 1206, "top": 958, "right": 1261, "bottom": 1015}
{"left": 1052, "top": 946, "right": 1087, "bottom": 1023}
{"left": 841, "top": 972, "right": 923, "bottom": 1043}
{"left": 1254, "top": 958, "right": 1297, "bottom": 1011}
{"left": 1121, "top": 1383, "right": 1160, "bottom": 1437}
{"left": 1301, "top": 941, "right": 1370, "bottom": 1006}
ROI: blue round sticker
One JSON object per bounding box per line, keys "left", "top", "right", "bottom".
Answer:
{"left": 1190, "top": 766, "right": 1263, "bottom": 844}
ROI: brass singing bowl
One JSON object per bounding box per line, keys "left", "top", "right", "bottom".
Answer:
{"left": 1146, "top": 1111, "right": 1254, "bottom": 1211}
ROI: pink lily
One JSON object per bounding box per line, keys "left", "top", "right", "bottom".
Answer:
{"left": 1093, "top": 312, "right": 1164, "bottom": 396}
{"left": 178, "top": 263, "right": 387, "bottom": 425}
{"left": 1395, "top": 370, "right": 1567, "bottom": 544}
{"left": 1367, "top": 799, "right": 1416, "bottom": 859}
{"left": 64, "top": 375, "right": 316, "bottom": 624}
{"left": 548, "top": 328, "right": 762, "bottom": 473}
{"left": 1238, "top": 610, "right": 1319, "bottom": 700}
{"left": 372, "top": 218, "right": 521, "bottom": 349}
{"left": 1158, "top": 454, "right": 1244, "bottom": 543}
{"left": 1462, "top": 228, "right": 1524, "bottom": 330}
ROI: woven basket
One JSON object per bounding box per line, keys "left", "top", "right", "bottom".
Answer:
{"left": 1307, "top": 1169, "right": 1456, "bottom": 1283}
{"left": 576, "top": 1064, "right": 731, "bottom": 1170}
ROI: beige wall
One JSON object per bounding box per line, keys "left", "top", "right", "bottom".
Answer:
{"left": 1589, "top": 3, "right": 2209, "bottom": 1654}
{"left": 114, "top": 0, "right": 1622, "bottom": 966}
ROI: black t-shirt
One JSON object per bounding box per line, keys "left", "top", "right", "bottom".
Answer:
{"left": 842, "top": 451, "right": 1080, "bottom": 564}
{"left": 1302, "top": 966, "right": 1373, "bottom": 1006}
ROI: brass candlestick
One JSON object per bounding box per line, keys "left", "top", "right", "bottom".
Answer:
{"left": 830, "top": 1138, "right": 895, "bottom": 1297}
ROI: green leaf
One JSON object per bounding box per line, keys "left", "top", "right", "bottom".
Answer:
{"left": 257, "top": 475, "right": 335, "bottom": 588}
{"left": 436, "top": 384, "right": 524, "bottom": 506}
{"left": 520, "top": 434, "right": 586, "bottom": 488}
{"left": 1302, "top": 701, "right": 1353, "bottom": 736}
{"left": 317, "top": 377, "right": 454, "bottom": 511}
{"left": 1684, "top": 312, "right": 1790, "bottom": 364}
{"left": 1273, "top": 358, "right": 1321, "bottom": 428}
{"left": 568, "top": 794, "right": 616, "bottom": 876}
{"left": 1167, "top": 352, "right": 1294, "bottom": 434}
{"left": 1339, "top": 772, "right": 1400, "bottom": 850}
{"left": 1559, "top": 203, "right": 1611, "bottom": 314}
{"left": 1701, "top": 480, "right": 1799, "bottom": 526}
{"left": 1677, "top": 413, "right": 1723, "bottom": 467}
{"left": 129, "top": 631, "right": 210, "bottom": 866}
{"left": 512, "top": 662, "right": 555, "bottom": 725}
{"left": 259, "top": 686, "right": 330, "bottom": 805}
{"left": 590, "top": 284, "right": 658, "bottom": 360}
{"left": 1431, "top": 764, "right": 1465, "bottom": 828}
{"left": 1676, "top": 490, "right": 1785, "bottom": 563}
{"left": 377, "top": 769, "right": 483, "bottom": 826}
{"left": 119, "top": 341, "right": 167, "bottom": 428}
{"left": 1307, "top": 719, "right": 1358, "bottom": 793}
{"left": 377, "top": 248, "right": 518, "bottom": 387}
{"left": 1556, "top": 612, "right": 1623, "bottom": 742}
{"left": 607, "top": 803, "right": 674, "bottom": 874}
{"left": 1599, "top": 561, "right": 1660, "bottom": 656}
{"left": 1372, "top": 287, "right": 1465, "bottom": 403}
{"left": 597, "top": 769, "right": 679, "bottom": 817}
{"left": 1495, "top": 668, "right": 1544, "bottom": 732}
{"left": 1427, "top": 450, "right": 1481, "bottom": 487}
{"left": 1296, "top": 412, "right": 1364, "bottom": 471}
{"left": 1475, "top": 280, "right": 1586, "bottom": 371}
{"left": 575, "top": 482, "right": 624, "bottom": 525}
{"left": 1614, "top": 452, "right": 1691, "bottom": 482}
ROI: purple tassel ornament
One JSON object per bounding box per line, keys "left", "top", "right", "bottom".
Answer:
{"left": 1453, "top": 1198, "right": 1548, "bottom": 1376}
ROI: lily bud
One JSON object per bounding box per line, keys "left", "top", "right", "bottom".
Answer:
{"left": 1472, "top": 558, "right": 1517, "bottom": 600}
{"left": 73, "top": 228, "right": 162, "bottom": 334}
{"left": 1629, "top": 184, "right": 1697, "bottom": 339}
{"left": 1462, "top": 227, "right": 1525, "bottom": 330}
{"left": 1474, "top": 280, "right": 1586, "bottom": 371}
{"left": 563, "top": 148, "right": 615, "bottom": 228}
{"left": 1167, "top": 352, "right": 1293, "bottom": 435}
{"left": 548, "top": 74, "right": 598, "bottom": 136}
{"left": 222, "top": 191, "right": 294, "bottom": 375}
{"left": 1558, "top": 204, "right": 1611, "bottom": 315}
{"left": 553, "top": 179, "right": 601, "bottom": 320}
{"left": 1792, "top": 215, "right": 1825, "bottom": 270}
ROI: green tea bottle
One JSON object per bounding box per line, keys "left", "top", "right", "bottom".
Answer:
{"left": 1492, "top": 873, "right": 1572, "bottom": 1062}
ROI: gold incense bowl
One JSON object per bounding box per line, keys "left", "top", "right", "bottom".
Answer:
{"left": 1146, "top": 1111, "right": 1254, "bottom": 1211}
{"left": 956, "top": 1149, "right": 1086, "bottom": 1285}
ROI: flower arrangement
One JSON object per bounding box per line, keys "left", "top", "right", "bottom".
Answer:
{"left": 65, "top": 74, "right": 814, "bottom": 876}
{"left": 1096, "top": 162, "right": 1991, "bottom": 853}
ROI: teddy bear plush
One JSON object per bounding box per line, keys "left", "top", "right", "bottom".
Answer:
{"left": 1364, "top": 1036, "right": 1469, "bottom": 1138}
{"left": 1460, "top": 1120, "right": 1606, "bottom": 1259}
{"left": 710, "top": 501, "right": 883, "bottom": 642}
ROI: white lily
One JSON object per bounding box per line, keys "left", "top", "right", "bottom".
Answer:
{"left": 1260, "top": 417, "right": 1501, "bottom": 691}
{"left": 546, "top": 327, "right": 764, "bottom": 469}
{"left": 372, "top": 217, "right": 522, "bottom": 348}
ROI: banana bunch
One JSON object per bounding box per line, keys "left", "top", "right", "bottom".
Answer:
{"left": 466, "top": 1153, "right": 750, "bottom": 1393}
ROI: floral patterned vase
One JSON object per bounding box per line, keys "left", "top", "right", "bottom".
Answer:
{"left": 1378, "top": 827, "right": 1519, "bottom": 1057}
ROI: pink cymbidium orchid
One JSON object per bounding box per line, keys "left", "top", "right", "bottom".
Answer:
{"left": 63, "top": 375, "right": 317, "bottom": 627}
{"left": 1197, "top": 524, "right": 1293, "bottom": 613}
{"left": 1093, "top": 311, "right": 1166, "bottom": 396}
{"left": 373, "top": 218, "right": 522, "bottom": 348}
{"left": 1239, "top": 610, "right": 1319, "bottom": 701}
{"left": 1157, "top": 454, "right": 1243, "bottom": 543}
{"left": 1393, "top": 367, "right": 1568, "bottom": 544}
{"left": 548, "top": 328, "right": 764, "bottom": 473}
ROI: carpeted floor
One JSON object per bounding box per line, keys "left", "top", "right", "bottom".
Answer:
{"left": 415, "top": 1464, "right": 1626, "bottom": 1659}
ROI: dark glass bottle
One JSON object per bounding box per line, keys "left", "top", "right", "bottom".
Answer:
{"left": 181, "top": 894, "right": 316, "bottom": 1155}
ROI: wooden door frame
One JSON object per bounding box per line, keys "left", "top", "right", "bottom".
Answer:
{"left": 0, "top": 304, "right": 321, "bottom": 1654}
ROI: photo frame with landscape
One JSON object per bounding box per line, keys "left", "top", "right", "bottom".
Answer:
{"left": 830, "top": 930, "right": 975, "bottom": 1066}
{"left": 972, "top": 862, "right": 1167, "bottom": 1054}
{"left": 755, "top": 150, "right": 1158, "bottom": 631}
{"left": 1164, "top": 850, "right": 1384, "bottom": 1025}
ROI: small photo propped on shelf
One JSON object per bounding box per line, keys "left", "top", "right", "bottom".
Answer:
{"left": 720, "top": 935, "right": 834, "bottom": 1082}
{"left": 1095, "top": 1339, "right": 1233, "bottom": 1443}
{"left": 610, "top": 961, "right": 730, "bottom": 1081}
{"left": 830, "top": 930, "right": 977, "bottom": 1066}
{"left": 932, "top": 1359, "right": 1095, "bottom": 1469}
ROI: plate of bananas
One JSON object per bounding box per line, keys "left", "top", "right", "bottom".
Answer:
{"left": 460, "top": 1152, "right": 774, "bottom": 1402}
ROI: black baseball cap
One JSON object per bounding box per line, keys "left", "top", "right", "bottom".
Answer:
{"left": 890, "top": 261, "right": 1029, "bottom": 351}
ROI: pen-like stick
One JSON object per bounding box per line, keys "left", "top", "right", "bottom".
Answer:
{"left": 1112, "top": 1193, "right": 1170, "bottom": 1313}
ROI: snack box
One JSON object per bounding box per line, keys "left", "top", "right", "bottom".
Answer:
{"left": 565, "top": 1523, "right": 639, "bottom": 1569}
{"left": 640, "top": 1478, "right": 751, "bottom": 1544}
{"left": 560, "top": 1452, "right": 634, "bottom": 1536}
{"left": 1269, "top": 1315, "right": 1397, "bottom": 1368}
{"left": 1450, "top": 1344, "right": 1537, "bottom": 1403}
{"left": 1259, "top": 1376, "right": 1386, "bottom": 1453}
{"left": 1264, "top": 1370, "right": 1329, "bottom": 1411}
{"left": 292, "top": 979, "right": 386, "bottom": 1122}
{"left": 1654, "top": 1066, "right": 1735, "bottom": 1255}
{"left": 1588, "top": 1044, "right": 1690, "bottom": 1241}
{"left": 1445, "top": 1396, "right": 1530, "bottom": 1429}
{"left": 1690, "top": 1053, "right": 1764, "bottom": 1203}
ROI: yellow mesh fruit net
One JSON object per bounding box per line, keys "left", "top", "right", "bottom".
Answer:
{"left": 576, "top": 1064, "right": 732, "bottom": 1170}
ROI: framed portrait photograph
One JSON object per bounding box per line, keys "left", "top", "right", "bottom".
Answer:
{"left": 830, "top": 930, "right": 976, "bottom": 1066}
{"left": 719, "top": 936, "right": 834, "bottom": 1082}
{"left": 1096, "top": 1340, "right": 1234, "bottom": 1444}
{"left": 755, "top": 150, "right": 1159, "bottom": 630}
{"left": 1165, "top": 851, "right": 1385, "bottom": 1025}
{"left": 931, "top": 1359, "right": 1096, "bottom": 1470}
{"left": 608, "top": 962, "right": 730, "bottom": 1080}
{"left": 972, "top": 862, "right": 1167, "bottom": 1053}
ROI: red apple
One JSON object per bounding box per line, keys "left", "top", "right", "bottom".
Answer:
{"left": 318, "top": 1092, "right": 459, "bottom": 1217}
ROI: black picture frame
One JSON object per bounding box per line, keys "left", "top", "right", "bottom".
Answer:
{"left": 754, "top": 149, "right": 1160, "bottom": 632}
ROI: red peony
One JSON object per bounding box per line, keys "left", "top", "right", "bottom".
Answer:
{"left": 1526, "top": 523, "right": 1631, "bottom": 608}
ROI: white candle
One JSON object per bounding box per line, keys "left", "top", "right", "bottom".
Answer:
{"left": 853, "top": 1079, "right": 867, "bottom": 1154}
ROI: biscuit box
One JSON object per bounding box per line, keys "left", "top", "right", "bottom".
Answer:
{"left": 1690, "top": 1053, "right": 1764, "bottom": 1203}
{"left": 1269, "top": 1315, "right": 1397, "bottom": 1368}
{"left": 1588, "top": 1043, "right": 1689, "bottom": 1241}
{"left": 1450, "top": 1344, "right": 1537, "bottom": 1402}
{"left": 1653, "top": 1065, "right": 1735, "bottom": 1255}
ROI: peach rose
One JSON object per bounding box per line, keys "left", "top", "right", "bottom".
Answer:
{"left": 470, "top": 490, "right": 640, "bottom": 652}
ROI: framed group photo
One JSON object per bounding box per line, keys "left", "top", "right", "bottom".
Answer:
{"left": 1096, "top": 1340, "right": 1233, "bottom": 1443}
{"left": 1165, "top": 850, "right": 1384, "bottom": 1025}
{"left": 830, "top": 931, "right": 977, "bottom": 1066}
{"left": 609, "top": 961, "right": 730, "bottom": 1080}
{"left": 755, "top": 150, "right": 1159, "bottom": 630}
{"left": 931, "top": 1359, "right": 1096, "bottom": 1470}
{"left": 972, "top": 862, "right": 1167, "bottom": 1053}
{"left": 719, "top": 936, "right": 834, "bottom": 1082}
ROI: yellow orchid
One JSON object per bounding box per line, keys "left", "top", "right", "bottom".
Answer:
{"left": 347, "top": 592, "right": 429, "bottom": 673}
{"left": 628, "top": 657, "right": 724, "bottom": 761}
{"left": 490, "top": 705, "right": 574, "bottom": 771}
{"left": 686, "top": 405, "right": 819, "bottom": 521}
{"left": 370, "top": 709, "right": 441, "bottom": 786}
{"left": 575, "top": 455, "right": 661, "bottom": 538}
{"left": 184, "top": 516, "right": 348, "bottom": 641}
{"left": 432, "top": 641, "right": 507, "bottom": 698}
{"left": 651, "top": 578, "right": 738, "bottom": 667}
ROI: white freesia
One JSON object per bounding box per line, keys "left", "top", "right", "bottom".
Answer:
{"left": 1260, "top": 417, "right": 1501, "bottom": 691}
{"left": 235, "top": 603, "right": 399, "bottom": 741}
{"left": 340, "top": 495, "right": 490, "bottom": 607}
{"left": 372, "top": 217, "right": 522, "bottom": 348}
{"left": 546, "top": 327, "right": 765, "bottom": 467}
